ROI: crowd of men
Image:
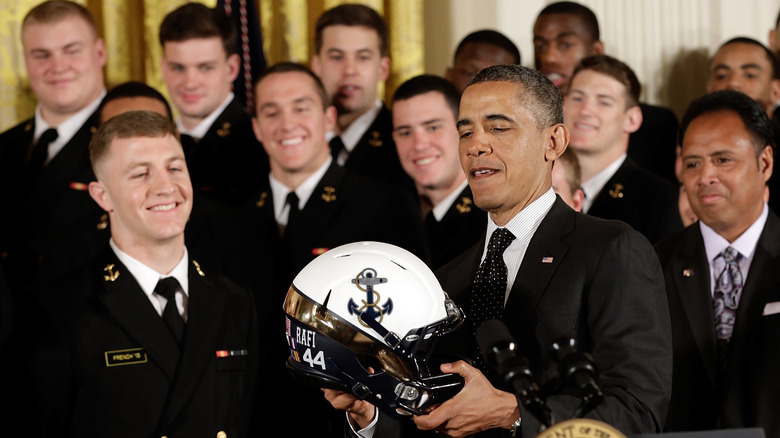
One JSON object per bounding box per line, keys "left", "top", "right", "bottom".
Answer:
{"left": 0, "top": 1, "right": 779, "bottom": 437}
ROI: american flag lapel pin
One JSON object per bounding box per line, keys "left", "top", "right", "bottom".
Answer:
{"left": 541, "top": 256, "right": 554, "bottom": 264}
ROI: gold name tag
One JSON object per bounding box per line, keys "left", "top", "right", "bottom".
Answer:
{"left": 105, "top": 348, "right": 148, "bottom": 367}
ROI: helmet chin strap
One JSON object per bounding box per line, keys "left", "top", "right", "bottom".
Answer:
{"left": 359, "top": 312, "right": 404, "bottom": 352}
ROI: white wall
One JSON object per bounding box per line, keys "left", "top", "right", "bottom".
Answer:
{"left": 424, "top": 0, "right": 780, "bottom": 118}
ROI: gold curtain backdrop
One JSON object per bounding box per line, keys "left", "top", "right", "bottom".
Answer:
{"left": 0, "top": 0, "right": 423, "bottom": 132}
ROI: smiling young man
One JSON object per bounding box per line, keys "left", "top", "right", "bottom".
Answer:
{"left": 327, "top": 64, "right": 672, "bottom": 438}
{"left": 564, "top": 54, "right": 681, "bottom": 243}
{"left": 391, "top": 74, "right": 486, "bottom": 269}
{"left": 248, "top": 61, "right": 426, "bottom": 438}
{"left": 656, "top": 89, "right": 780, "bottom": 436}
{"left": 159, "top": 2, "right": 267, "bottom": 205}
{"left": 0, "top": 0, "right": 107, "bottom": 307}
{"left": 311, "top": 3, "right": 413, "bottom": 194}
{"left": 23, "top": 110, "right": 260, "bottom": 437}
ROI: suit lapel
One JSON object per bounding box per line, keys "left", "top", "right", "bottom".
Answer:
{"left": 159, "top": 260, "right": 227, "bottom": 426}
{"left": 587, "top": 158, "right": 634, "bottom": 216}
{"left": 504, "top": 198, "right": 573, "bottom": 342}
{"left": 671, "top": 226, "right": 720, "bottom": 387}
{"left": 96, "top": 249, "right": 182, "bottom": 380}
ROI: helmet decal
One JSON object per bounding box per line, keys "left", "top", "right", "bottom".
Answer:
{"left": 348, "top": 268, "right": 394, "bottom": 327}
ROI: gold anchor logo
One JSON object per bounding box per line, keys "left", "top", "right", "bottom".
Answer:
{"left": 367, "top": 131, "right": 383, "bottom": 147}
{"left": 192, "top": 260, "right": 205, "bottom": 277}
{"left": 255, "top": 192, "right": 268, "bottom": 208}
{"left": 456, "top": 197, "right": 473, "bottom": 213}
{"left": 96, "top": 213, "right": 108, "bottom": 231}
{"left": 103, "top": 264, "right": 120, "bottom": 282}
{"left": 609, "top": 183, "right": 624, "bottom": 199}
{"left": 216, "top": 122, "right": 231, "bottom": 137}
{"left": 321, "top": 186, "right": 337, "bottom": 202}
{"left": 348, "top": 268, "right": 392, "bottom": 327}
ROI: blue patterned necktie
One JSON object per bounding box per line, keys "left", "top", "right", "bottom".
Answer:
{"left": 713, "top": 246, "right": 743, "bottom": 342}
{"left": 469, "top": 228, "right": 515, "bottom": 373}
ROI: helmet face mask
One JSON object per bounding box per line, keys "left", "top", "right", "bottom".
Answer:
{"left": 283, "top": 242, "right": 465, "bottom": 417}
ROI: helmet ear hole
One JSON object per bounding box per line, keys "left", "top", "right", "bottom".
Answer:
{"left": 356, "top": 355, "right": 383, "bottom": 374}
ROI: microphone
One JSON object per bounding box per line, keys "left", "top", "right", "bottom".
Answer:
{"left": 476, "top": 319, "right": 551, "bottom": 428}
{"left": 549, "top": 338, "right": 603, "bottom": 417}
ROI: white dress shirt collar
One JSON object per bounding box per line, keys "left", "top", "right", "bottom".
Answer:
{"left": 177, "top": 92, "right": 234, "bottom": 140}
{"left": 431, "top": 180, "right": 470, "bottom": 222}
{"left": 580, "top": 153, "right": 627, "bottom": 213}
{"left": 269, "top": 156, "right": 333, "bottom": 225}
{"left": 34, "top": 89, "right": 106, "bottom": 164}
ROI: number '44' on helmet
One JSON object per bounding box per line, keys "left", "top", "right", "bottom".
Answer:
{"left": 283, "top": 241, "right": 466, "bottom": 418}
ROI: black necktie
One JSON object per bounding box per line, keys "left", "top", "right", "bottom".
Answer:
{"left": 29, "top": 128, "right": 58, "bottom": 171}
{"left": 469, "top": 228, "right": 515, "bottom": 373}
{"left": 284, "top": 191, "right": 300, "bottom": 239}
{"left": 329, "top": 136, "right": 345, "bottom": 162}
{"left": 156, "top": 277, "right": 185, "bottom": 344}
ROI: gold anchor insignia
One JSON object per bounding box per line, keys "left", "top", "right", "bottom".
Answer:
{"left": 216, "top": 122, "right": 231, "bottom": 137}
{"left": 103, "top": 264, "right": 120, "bottom": 282}
{"left": 24, "top": 122, "right": 33, "bottom": 132}
{"left": 367, "top": 131, "right": 383, "bottom": 147}
{"left": 255, "top": 192, "right": 268, "bottom": 207}
{"left": 96, "top": 213, "right": 108, "bottom": 230}
{"left": 192, "top": 260, "right": 205, "bottom": 277}
{"left": 608, "top": 183, "right": 625, "bottom": 199}
{"left": 321, "top": 186, "right": 337, "bottom": 202}
{"left": 455, "top": 197, "right": 473, "bottom": 214}
{"left": 90, "top": 126, "right": 97, "bottom": 134}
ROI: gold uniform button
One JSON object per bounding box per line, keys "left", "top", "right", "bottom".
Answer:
{"left": 217, "top": 431, "right": 227, "bottom": 438}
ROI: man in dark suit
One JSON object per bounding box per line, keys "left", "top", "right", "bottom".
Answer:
{"left": 0, "top": 1, "right": 107, "bottom": 292}
{"left": 656, "top": 89, "right": 780, "bottom": 436}
{"left": 24, "top": 111, "right": 260, "bottom": 437}
{"left": 563, "top": 54, "right": 682, "bottom": 243}
{"left": 249, "top": 61, "right": 426, "bottom": 438}
{"left": 390, "top": 74, "right": 486, "bottom": 270}
{"left": 533, "top": 1, "right": 679, "bottom": 184}
{"left": 327, "top": 64, "right": 672, "bottom": 437}
{"left": 311, "top": 3, "right": 414, "bottom": 194}
{"left": 159, "top": 2, "right": 268, "bottom": 206}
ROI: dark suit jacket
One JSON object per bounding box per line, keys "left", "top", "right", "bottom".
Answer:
{"left": 656, "top": 212, "right": 780, "bottom": 436}
{"left": 180, "top": 96, "right": 269, "bottom": 206}
{"left": 24, "top": 246, "right": 260, "bottom": 438}
{"left": 367, "top": 197, "right": 673, "bottom": 437}
{"left": 587, "top": 156, "right": 682, "bottom": 244}
{"left": 339, "top": 105, "right": 416, "bottom": 197}
{"left": 629, "top": 102, "right": 679, "bottom": 185}
{"left": 424, "top": 185, "right": 486, "bottom": 270}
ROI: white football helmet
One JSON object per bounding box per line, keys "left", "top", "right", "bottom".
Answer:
{"left": 283, "top": 241, "right": 465, "bottom": 417}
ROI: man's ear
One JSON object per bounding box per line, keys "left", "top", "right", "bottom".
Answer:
{"left": 545, "top": 123, "right": 570, "bottom": 162}
{"left": 226, "top": 53, "right": 241, "bottom": 82}
{"left": 760, "top": 144, "right": 774, "bottom": 183}
{"left": 88, "top": 180, "right": 113, "bottom": 213}
{"left": 311, "top": 55, "right": 322, "bottom": 76}
{"left": 624, "top": 105, "right": 643, "bottom": 134}
{"left": 591, "top": 40, "right": 605, "bottom": 55}
{"left": 378, "top": 56, "right": 390, "bottom": 82}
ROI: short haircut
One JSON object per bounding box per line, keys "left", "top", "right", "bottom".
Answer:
{"left": 556, "top": 147, "right": 582, "bottom": 196}
{"left": 89, "top": 110, "right": 180, "bottom": 173}
{"left": 159, "top": 2, "right": 237, "bottom": 57}
{"left": 23, "top": 0, "right": 98, "bottom": 39}
{"left": 392, "top": 74, "right": 461, "bottom": 119}
{"left": 314, "top": 3, "right": 388, "bottom": 56}
{"left": 572, "top": 54, "right": 641, "bottom": 108}
{"left": 468, "top": 64, "right": 564, "bottom": 128}
{"left": 537, "top": 1, "right": 600, "bottom": 43}
{"left": 453, "top": 29, "right": 521, "bottom": 65}
{"left": 253, "top": 62, "right": 330, "bottom": 109}
{"left": 678, "top": 89, "right": 775, "bottom": 156}
{"left": 715, "top": 36, "right": 780, "bottom": 80}
{"left": 98, "top": 81, "right": 173, "bottom": 122}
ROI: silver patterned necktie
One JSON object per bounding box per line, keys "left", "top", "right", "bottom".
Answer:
{"left": 713, "top": 246, "right": 743, "bottom": 342}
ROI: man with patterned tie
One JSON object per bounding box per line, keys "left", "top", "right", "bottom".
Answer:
{"left": 656, "top": 89, "right": 780, "bottom": 436}
{"left": 19, "top": 111, "right": 261, "bottom": 437}
{"left": 159, "top": 2, "right": 268, "bottom": 206}
{"left": 326, "top": 64, "right": 672, "bottom": 438}
{"left": 0, "top": 0, "right": 107, "bottom": 294}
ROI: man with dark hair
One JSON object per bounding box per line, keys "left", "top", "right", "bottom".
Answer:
{"left": 99, "top": 81, "right": 173, "bottom": 123}
{"left": 248, "top": 61, "right": 426, "bottom": 438}
{"left": 551, "top": 147, "right": 585, "bottom": 211}
{"left": 327, "top": 64, "right": 672, "bottom": 438}
{"left": 159, "top": 1, "right": 267, "bottom": 205}
{"left": 657, "top": 89, "right": 780, "bottom": 436}
{"left": 445, "top": 29, "right": 521, "bottom": 94}
{"left": 24, "top": 110, "right": 261, "bottom": 437}
{"left": 533, "top": 1, "right": 680, "bottom": 185}
{"left": 391, "top": 74, "right": 486, "bottom": 269}
{"left": 311, "top": 3, "right": 413, "bottom": 194}
{"left": 564, "top": 54, "right": 682, "bottom": 243}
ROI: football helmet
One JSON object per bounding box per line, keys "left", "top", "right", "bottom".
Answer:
{"left": 283, "top": 241, "right": 465, "bottom": 417}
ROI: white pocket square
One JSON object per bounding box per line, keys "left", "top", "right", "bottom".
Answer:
{"left": 762, "top": 301, "right": 780, "bottom": 316}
